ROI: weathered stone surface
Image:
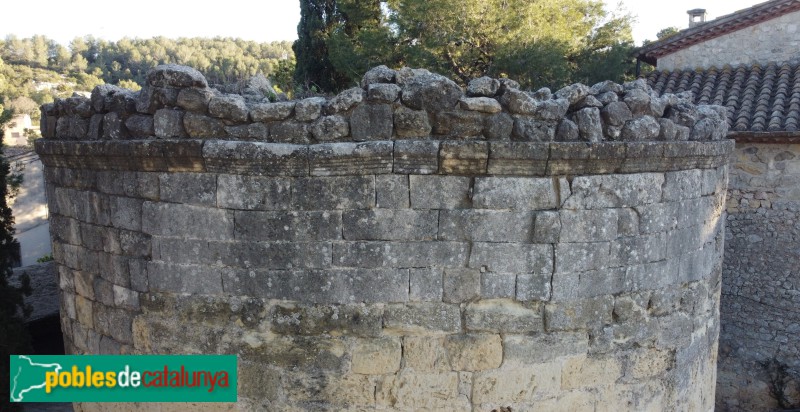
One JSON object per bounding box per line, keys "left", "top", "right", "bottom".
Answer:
{"left": 217, "top": 174, "right": 290, "bottom": 210}
{"left": 102, "top": 112, "right": 127, "bottom": 139}
{"left": 624, "top": 88, "right": 652, "bottom": 116}
{"left": 555, "top": 83, "right": 590, "bottom": 106}
{"left": 271, "top": 304, "right": 383, "bottom": 337}
{"left": 459, "top": 97, "right": 502, "bottom": 113}
{"left": 294, "top": 97, "right": 326, "bottom": 122}
{"left": 399, "top": 68, "right": 463, "bottom": 111}
{"left": 409, "top": 175, "right": 471, "bottom": 209}
{"left": 351, "top": 337, "right": 402, "bottom": 374}
{"left": 147, "top": 64, "right": 208, "bottom": 88}
{"left": 439, "top": 210, "right": 534, "bottom": 242}
{"left": 334, "top": 241, "right": 469, "bottom": 269}
{"left": 361, "top": 65, "right": 397, "bottom": 87}
{"left": 343, "top": 209, "right": 437, "bottom": 241}
{"left": 292, "top": 176, "right": 374, "bottom": 210}
{"left": 503, "top": 332, "right": 588, "bottom": 364}
{"left": 394, "top": 140, "right": 439, "bottom": 174}
{"left": 621, "top": 116, "right": 660, "bottom": 141}
{"left": 465, "top": 300, "right": 543, "bottom": 333}
{"left": 367, "top": 83, "right": 401, "bottom": 103}
{"left": 155, "top": 172, "right": 214, "bottom": 207}
{"left": 575, "top": 107, "right": 603, "bottom": 142}
{"left": 442, "top": 268, "right": 481, "bottom": 303}
{"left": 601, "top": 101, "right": 633, "bottom": 127}
{"left": 512, "top": 117, "right": 556, "bottom": 141}
{"left": 473, "top": 177, "right": 557, "bottom": 210}
{"left": 556, "top": 119, "right": 580, "bottom": 141}
{"left": 225, "top": 268, "right": 409, "bottom": 303}
{"left": 269, "top": 121, "right": 309, "bottom": 144}
{"left": 394, "top": 106, "right": 431, "bottom": 138}
{"left": 434, "top": 111, "right": 485, "bottom": 138}
{"left": 350, "top": 104, "right": 393, "bottom": 141}
{"left": 91, "top": 84, "right": 128, "bottom": 112}
{"left": 444, "top": 334, "right": 502, "bottom": 371}
{"left": 409, "top": 268, "right": 443, "bottom": 301}
{"left": 439, "top": 141, "right": 488, "bottom": 174}
{"left": 309, "top": 141, "right": 392, "bottom": 175}
{"left": 383, "top": 303, "right": 461, "bottom": 333}
{"left": 208, "top": 94, "right": 248, "bottom": 122}
{"left": 311, "top": 115, "right": 350, "bottom": 141}
{"left": 484, "top": 112, "right": 513, "bottom": 140}
{"left": 376, "top": 175, "right": 409, "bottom": 208}
{"left": 183, "top": 112, "right": 226, "bottom": 138}
{"left": 124, "top": 114, "right": 155, "bottom": 138}
{"left": 545, "top": 296, "right": 614, "bottom": 331}
{"left": 467, "top": 76, "right": 500, "bottom": 97}
{"left": 250, "top": 101, "right": 295, "bottom": 122}
{"left": 225, "top": 123, "right": 269, "bottom": 140}
{"left": 564, "top": 173, "right": 664, "bottom": 209}
{"left": 325, "top": 87, "right": 363, "bottom": 114}
{"left": 135, "top": 86, "right": 178, "bottom": 114}
{"left": 153, "top": 109, "right": 187, "bottom": 138}
{"left": 469, "top": 243, "right": 553, "bottom": 275}
{"left": 142, "top": 202, "right": 233, "bottom": 240}
{"left": 176, "top": 87, "right": 214, "bottom": 112}
{"left": 42, "top": 64, "right": 729, "bottom": 411}
{"left": 472, "top": 364, "right": 561, "bottom": 404}
{"left": 480, "top": 271, "right": 516, "bottom": 299}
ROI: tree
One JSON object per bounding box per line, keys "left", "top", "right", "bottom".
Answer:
{"left": 293, "top": 0, "right": 348, "bottom": 91}
{"left": 0, "top": 103, "right": 30, "bottom": 412}
{"left": 386, "top": 0, "right": 635, "bottom": 89}
{"left": 657, "top": 27, "right": 680, "bottom": 40}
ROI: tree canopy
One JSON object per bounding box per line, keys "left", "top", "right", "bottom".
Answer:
{"left": 293, "top": 0, "right": 637, "bottom": 91}
{"left": 0, "top": 35, "right": 296, "bottom": 121}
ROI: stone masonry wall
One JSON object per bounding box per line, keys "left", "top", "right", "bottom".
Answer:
{"left": 717, "top": 142, "right": 800, "bottom": 410}
{"left": 657, "top": 10, "right": 800, "bottom": 71}
{"left": 37, "top": 64, "right": 733, "bottom": 411}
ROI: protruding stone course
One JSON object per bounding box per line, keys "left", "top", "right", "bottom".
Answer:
{"left": 37, "top": 64, "right": 732, "bottom": 412}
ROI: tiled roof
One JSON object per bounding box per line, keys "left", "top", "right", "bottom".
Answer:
{"left": 638, "top": 0, "right": 800, "bottom": 65}
{"left": 645, "top": 61, "right": 800, "bottom": 140}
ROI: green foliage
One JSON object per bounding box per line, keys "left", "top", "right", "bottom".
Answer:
{"left": 0, "top": 35, "right": 295, "bottom": 108}
{"left": 0, "top": 103, "right": 31, "bottom": 412}
{"left": 117, "top": 79, "right": 142, "bottom": 92}
{"left": 293, "top": 0, "right": 348, "bottom": 91}
{"left": 35, "top": 253, "right": 53, "bottom": 263}
{"left": 24, "top": 128, "right": 40, "bottom": 148}
{"left": 657, "top": 27, "right": 681, "bottom": 40}
{"left": 294, "top": 0, "right": 637, "bottom": 92}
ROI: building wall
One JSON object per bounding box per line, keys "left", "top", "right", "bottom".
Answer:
{"left": 4, "top": 114, "right": 35, "bottom": 146}
{"left": 36, "top": 64, "right": 733, "bottom": 411}
{"left": 717, "top": 142, "right": 800, "bottom": 410}
{"left": 657, "top": 10, "right": 800, "bottom": 71}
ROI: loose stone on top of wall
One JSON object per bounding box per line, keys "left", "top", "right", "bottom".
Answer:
{"left": 37, "top": 64, "right": 733, "bottom": 412}
{"left": 40, "top": 64, "right": 728, "bottom": 146}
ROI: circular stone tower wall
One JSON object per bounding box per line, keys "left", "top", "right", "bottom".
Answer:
{"left": 38, "top": 65, "right": 732, "bottom": 411}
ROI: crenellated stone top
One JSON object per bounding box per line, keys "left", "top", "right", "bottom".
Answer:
{"left": 39, "top": 64, "right": 730, "bottom": 144}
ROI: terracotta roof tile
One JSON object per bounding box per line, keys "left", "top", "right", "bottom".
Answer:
{"left": 646, "top": 60, "right": 800, "bottom": 135}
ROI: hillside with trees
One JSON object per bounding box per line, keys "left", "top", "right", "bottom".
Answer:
{"left": 0, "top": 35, "right": 295, "bottom": 122}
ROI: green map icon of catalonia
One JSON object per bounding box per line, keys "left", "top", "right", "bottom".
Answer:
{"left": 10, "top": 355, "right": 62, "bottom": 402}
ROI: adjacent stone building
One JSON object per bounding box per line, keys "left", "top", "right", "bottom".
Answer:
{"left": 640, "top": 1, "right": 800, "bottom": 409}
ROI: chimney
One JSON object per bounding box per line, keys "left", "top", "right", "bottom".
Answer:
{"left": 688, "top": 8, "right": 707, "bottom": 28}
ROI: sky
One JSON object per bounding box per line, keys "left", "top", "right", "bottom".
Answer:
{"left": 3, "top": 0, "right": 765, "bottom": 47}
